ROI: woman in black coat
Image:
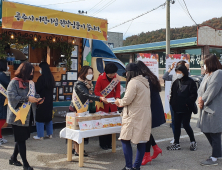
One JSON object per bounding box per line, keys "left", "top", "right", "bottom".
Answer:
{"left": 34, "top": 62, "right": 55, "bottom": 140}
{"left": 69, "top": 66, "right": 107, "bottom": 156}
{"left": 136, "top": 61, "right": 166, "bottom": 165}
{"left": 167, "top": 64, "right": 197, "bottom": 151}
{"left": 0, "top": 59, "right": 10, "bottom": 145}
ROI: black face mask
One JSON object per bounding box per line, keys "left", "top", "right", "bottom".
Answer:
{"left": 28, "top": 75, "right": 33, "bottom": 80}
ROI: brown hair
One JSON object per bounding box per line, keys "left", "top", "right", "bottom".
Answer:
{"left": 14, "top": 62, "right": 34, "bottom": 81}
{"left": 77, "top": 66, "right": 93, "bottom": 80}
{"left": 204, "top": 54, "right": 222, "bottom": 73}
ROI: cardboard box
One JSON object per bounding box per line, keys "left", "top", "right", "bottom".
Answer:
{"left": 66, "top": 113, "right": 102, "bottom": 130}
{"left": 101, "top": 114, "right": 120, "bottom": 119}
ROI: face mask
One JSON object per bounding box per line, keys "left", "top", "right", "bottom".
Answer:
{"left": 7, "top": 67, "right": 9, "bottom": 71}
{"left": 176, "top": 73, "right": 183, "bottom": 79}
{"left": 204, "top": 65, "right": 206, "bottom": 70}
{"left": 86, "top": 74, "right": 93, "bottom": 80}
{"left": 39, "top": 69, "right": 42, "bottom": 74}
{"left": 28, "top": 75, "right": 33, "bottom": 80}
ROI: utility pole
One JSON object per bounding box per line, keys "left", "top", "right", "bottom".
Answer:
{"left": 166, "top": 0, "right": 170, "bottom": 55}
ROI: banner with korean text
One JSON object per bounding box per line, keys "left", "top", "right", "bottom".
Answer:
{"left": 164, "top": 54, "right": 190, "bottom": 123}
{"left": 137, "top": 53, "right": 159, "bottom": 78}
{"left": 2, "top": 1, "right": 108, "bottom": 41}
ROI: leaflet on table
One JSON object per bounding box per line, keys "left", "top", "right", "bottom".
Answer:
{"left": 92, "top": 120, "right": 103, "bottom": 129}
{"left": 75, "top": 111, "right": 89, "bottom": 117}
{"left": 78, "top": 121, "right": 93, "bottom": 130}
{"left": 107, "top": 97, "right": 116, "bottom": 103}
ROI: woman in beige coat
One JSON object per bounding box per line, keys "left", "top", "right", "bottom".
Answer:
{"left": 115, "top": 63, "right": 152, "bottom": 170}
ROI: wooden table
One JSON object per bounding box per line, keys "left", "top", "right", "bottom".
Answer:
{"left": 60, "top": 127, "right": 121, "bottom": 167}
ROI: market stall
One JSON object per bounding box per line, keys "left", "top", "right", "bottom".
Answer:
{"left": 0, "top": 0, "right": 108, "bottom": 104}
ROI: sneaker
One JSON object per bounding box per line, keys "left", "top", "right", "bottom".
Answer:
{"left": 190, "top": 141, "right": 197, "bottom": 151}
{"left": 33, "top": 136, "right": 43, "bottom": 140}
{"left": 170, "top": 139, "right": 175, "bottom": 144}
{"left": 0, "top": 138, "right": 8, "bottom": 144}
{"left": 167, "top": 143, "right": 181, "bottom": 150}
{"left": 45, "top": 135, "right": 52, "bottom": 139}
{"left": 200, "top": 158, "right": 218, "bottom": 166}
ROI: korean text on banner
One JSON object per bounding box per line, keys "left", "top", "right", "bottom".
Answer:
{"left": 2, "top": 1, "right": 108, "bottom": 41}
{"left": 137, "top": 53, "right": 159, "bottom": 78}
{"left": 164, "top": 54, "right": 190, "bottom": 123}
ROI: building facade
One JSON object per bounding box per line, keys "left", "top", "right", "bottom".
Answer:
{"left": 113, "top": 36, "right": 222, "bottom": 76}
{"left": 104, "top": 32, "right": 123, "bottom": 50}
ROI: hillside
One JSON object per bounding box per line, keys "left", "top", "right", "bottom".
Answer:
{"left": 123, "top": 17, "right": 222, "bottom": 46}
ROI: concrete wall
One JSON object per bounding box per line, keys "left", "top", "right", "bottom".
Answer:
{"left": 104, "top": 32, "right": 123, "bottom": 49}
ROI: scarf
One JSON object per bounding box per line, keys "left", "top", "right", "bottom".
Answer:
{"left": 12, "top": 77, "right": 29, "bottom": 89}
{"left": 84, "top": 80, "right": 93, "bottom": 91}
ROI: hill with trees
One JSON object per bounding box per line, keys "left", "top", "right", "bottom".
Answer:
{"left": 123, "top": 17, "right": 222, "bottom": 46}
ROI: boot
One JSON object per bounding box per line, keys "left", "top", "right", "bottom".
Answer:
{"left": 141, "top": 152, "right": 152, "bottom": 165}
{"left": 151, "top": 144, "right": 162, "bottom": 159}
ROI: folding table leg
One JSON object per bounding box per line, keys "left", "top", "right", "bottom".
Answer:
{"left": 112, "top": 134, "right": 116, "bottom": 153}
{"left": 79, "top": 138, "right": 84, "bottom": 167}
{"left": 67, "top": 139, "right": 72, "bottom": 161}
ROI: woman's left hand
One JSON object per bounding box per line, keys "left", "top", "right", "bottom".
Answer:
{"left": 37, "top": 98, "right": 44, "bottom": 104}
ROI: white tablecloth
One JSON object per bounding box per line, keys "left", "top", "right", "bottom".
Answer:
{"left": 60, "top": 127, "right": 121, "bottom": 144}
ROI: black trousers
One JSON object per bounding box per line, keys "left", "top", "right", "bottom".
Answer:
{"left": 12, "top": 141, "right": 29, "bottom": 167}
{"left": 99, "top": 135, "right": 112, "bottom": 147}
{"left": 204, "top": 133, "right": 221, "bottom": 158}
{"left": 145, "top": 134, "right": 157, "bottom": 152}
{"left": 174, "top": 112, "right": 195, "bottom": 144}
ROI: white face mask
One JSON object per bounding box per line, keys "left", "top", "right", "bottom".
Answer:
{"left": 39, "top": 69, "right": 42, "bottom": 74}
{"left": 176, "top": 73, "right": 183, "bottom": 79}
{"left": 204, "top": 65, "right": 207, "bottom": 70}
{"left": 86, "top": 74, "right": 93, "bottom": 80}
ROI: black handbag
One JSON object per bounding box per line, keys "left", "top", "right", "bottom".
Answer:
{"left": 192, "top": 103, "right": 198, "bottom": 114}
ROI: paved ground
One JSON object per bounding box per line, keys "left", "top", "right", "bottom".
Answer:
{"left": 1, "top": 90, "right": 221, "bottom": 170}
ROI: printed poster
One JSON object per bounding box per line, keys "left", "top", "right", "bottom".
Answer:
{"left": 137, "top": 53, "right": 159, "bottom": 78}
{"left": 71, "top": 46, "right": 78, "bottom": 58}
{"left": 71, "top": 59, "right": 77, "bottom": 71}
{"left": 164, "top": 54, "right": 190, "bottom": 123}
{"left": 67, "top": 72, "right": 77, "bottom": 81}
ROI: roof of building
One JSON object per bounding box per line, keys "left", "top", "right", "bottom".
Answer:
{"left": 113, "top": 37, "right": 197, "bottom": 54}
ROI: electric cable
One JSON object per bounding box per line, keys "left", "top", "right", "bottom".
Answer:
{"left": 182, "top": 0, "right": 198, "bottom": 26}
{"left": 123, "top": 20, "right": 134, "bottom": 37}
{"left": 88, "top": 0, "right": 105, "bottom": 13}
{"left": 109, "top": 2, "right": 166, "bottom": 30}
{"left": 92, "top": 0, "right": 116, "bottom": 16}
{"left": 41, "top": 0, "right": 85, "bottom": 6}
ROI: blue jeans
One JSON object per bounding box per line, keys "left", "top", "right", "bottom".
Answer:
{"left": 36, "top": 121, "right": 53, "bottom": 138}
{"left": 121, "top": 140, "right": 146, "bottom": 169}
{"left": 170, "top": 105, "right": 175, "bottom": 135}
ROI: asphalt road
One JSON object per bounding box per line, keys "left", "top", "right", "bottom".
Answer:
{"left": 0, "top": 90, "right": 221, "bottom": 170}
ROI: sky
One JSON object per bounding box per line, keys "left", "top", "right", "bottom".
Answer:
{"left": 8, "top": 0, "right": 222, "bottom": 39}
